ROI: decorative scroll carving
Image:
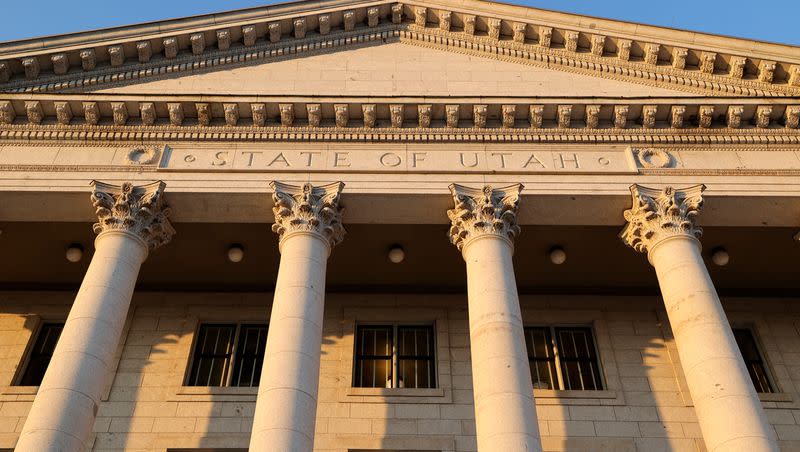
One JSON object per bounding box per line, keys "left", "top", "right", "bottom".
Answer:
{"left": 759, "top": 61, "right": 776, "bottom": 83}
{"left": 91, "top": 180, "right": 175, "bottom": 250}
{"left": 391, "top": 4, "right": 403, "bottom": 24}
{"left": 446, "top": 104, "right": 459, "bottom": 128}
{"left": 190, "top": 33, "right": 205, "bottom": 55}
{"left": 137, "top": 41, "right": 152, "bottom": 63}
{"left": 727, "top": 105, "right": 743, "bottom": 128}
{"left": 163, "top": 37, "right": 178, "bottom": 59}
{"left": 224, "top": 103, "right": 239, "bottom": 126}
{"left": 620, "top": 184, "right": 704, "bottom": 254}
{"left": 585, "top": 105, "right": 600, "bottom": 128}
{"left": 755, "top": 105, "right": 772, "bottom": 128}
{"left": 79, "top": 49, "right": 96, "bottom": 71}
{"left": 126, "top": 146, "right": 161, "bottom": 165}
{"left": 641, "top": 105, "right": 657, "bottom": 129}
{"left": 280, "top": 103, "right": 294, "bottom": 127}
{"left": 251, "top": 103, "right": 266, "bottom": 126}
{"left": 617, "top": 39, "right": 631, "bottom": 61}
{"left": 368, "top": 7, "right": 380, "bottom": 28}
{"left": 614, "top": 105, "right": 629, "bottom": 129}
{"left": 670, "top": 105, "right": 686, "bottom": 128}
{"left": 538, "top": 26, "right": 552, "bottom": 48}
{"left": 242, "top": 25, "right": 257, "bottom": 46}
{"left": 268, "top": 22, "right": 281, "bottom": 43}
{"left": 307, "top": 104, "right": 321, "bottom": 127}
{"left": 25, "top": 100, "right": 43, "bottom": 124}
{"left": 414, "top": 7, "right": 426, "bottom": 27}
{"left": 463, "top": 15, "right": 476, "bottom": 35}
{"left": 54, "top": 101, "right": 72, "bottom": 125}
{"left": 502, "top": 105, "right": 516, "bottom": 128}
{"left": 418, "top": 104, "right": 432, "bottom": 128}
{"left": 22, "top": 58, "right": 39, "bottom": 79}
{"left": 473, "top": 105, "right": 487, "bottom": 128}
{"left": 0, "top": 101, "right": 15, "bottom": 124}
{"left": 439, "top": 11, "right": 451, "bottom": 32}
{"left": 785, "top": 106, "right": 799, "bottom": 129}
{"left": 699, "top": 52, "right": 716, "bottom": 74}
{"left": 196, "top": 103, "right": 211, "bottom": 126}
{"left": 111, "top": 102, "right": 128, "bottom": 126}
{"left": 487, "top": 19, "right": 501, "bottom": 40}
{"left": 513, "top": 23, "right": 526, "bottom": 43}
{"left": 270, "top": 181, "right": 345, "bottom": 249}
{"left": 529, "top": 104, "right": 544, "bottom": 128}
{"left": 590, "top": 35, "right": 605, "bottom": 56}
{"left": 83, "top": 102, "right": 99, "bottom": 125}
{"left": 672, "top": 48, "right": 687, "bottom": 69}
{"left": 108, "top": 45, "right": 125, "bottom": 67}
{"left": 334, "top": 104, "right": 348, "bottom": 127}
{"left": 362, "top": 104, "right": 376, "bottom": 128}
{"left": 729, "top": 56, "right": 746, "bottom": 79}
{"left": 644, "top": 44, "right": 660, "bottom": 65}
{"left": 634, "top": 148, "right": 673, "bottom": 168}
{"left": 447, "top": 184, "right": 522, "bottom": 252}
{"left": 564, "top": 31, "right": 579, "bottom": 52}
{"left": 217, "top": 30, "right": 231, "bottom": 50}
{"left": 140, "top": 102, "right": 156, "bottom": 126}
{"left": 168, "top": 103, "right": 184, "bottom": 126}
{"left": 51, "top": 53, "right": 69, "bottom": 75}
{"left": 390, "top": 104, "right": 404, "bottom": 128}
{"left": 319, "top": 14, "right": 331, "bottom": 35}
{"left": 294, "top": 18, "right": 307, "bottom": 38}
{"left": 557, "top": 105, "right": 572, "bottom": 128}
{"left": 698, "top": 106, "right": 714, "bottom": 128}
{"left": 343, "top": 10, "right": 356, "bottom": 31}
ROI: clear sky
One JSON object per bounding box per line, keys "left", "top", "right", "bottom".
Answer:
{"left": 0, "top": 0, "right": 798, "bottom": 46}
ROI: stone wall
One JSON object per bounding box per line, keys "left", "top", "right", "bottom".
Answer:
{"left": 1, "top": 292, "right": 799, "bottom": 451}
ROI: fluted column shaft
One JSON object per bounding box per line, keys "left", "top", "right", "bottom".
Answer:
{"left": 621, "top": 184, "right": 777, "bottom": 452}
{"left": 16, "top": 181, "right": 174, "bottom": 452}
{"left": 448, "top": 184, "right": 542, "bottom": 452}
{"left": 250, "top": 181, "right": 344, "bottom": 452}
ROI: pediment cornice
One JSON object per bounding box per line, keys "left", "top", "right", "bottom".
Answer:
{"left": 0, "top": 0, "right": 799, "bottom": 97}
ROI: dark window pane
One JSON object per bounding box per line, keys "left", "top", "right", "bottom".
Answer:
{"left": 18, "top": 323, "right": 64, "bottom": 386}
{"left": 355, "top": 358, "right": 393, "bottom": 387}
{"left": 524, "top": 327, "right": 559, "bottom": 390}
{"left": 231, "top": 324, "right": 268, "bottom": 387}
{"left": 187, "top": 324, "right": 235, "bottom": 386}
{"left": 555, "top": 327, "right": 603, "bottom": 391}
{"left": 354, "top": 326, "right": 393, "bottom": 388}
{"left": 397, "top": 326, "right": 435, "bottom": 389}
{"left": 733, "top": 329, "right": 774, "bottom": 393}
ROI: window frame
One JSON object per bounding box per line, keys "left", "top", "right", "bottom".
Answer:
{"left": 352, "top": 323, "right": 437, "bottom": 389}
{"left": 184, "top": 322, "right": 268, "bottom": 387}
{"left": 732, "top": 327, "right": 776, "bottom": 394}
{"left": 523, "top": 325, "right": 605, "bottom": 391}
{"left": 14, "top": 321, "right": 64, "bottom": 387}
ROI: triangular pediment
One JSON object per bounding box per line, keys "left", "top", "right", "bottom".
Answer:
{"left": 0, "top": 0, "right": 798, "bottom": 97}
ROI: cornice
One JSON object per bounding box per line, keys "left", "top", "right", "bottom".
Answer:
{"left": 0, "top": 2, "right": 798, "bottom": 97}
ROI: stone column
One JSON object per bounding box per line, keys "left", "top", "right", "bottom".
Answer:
{"left": 447, "top": 184, "right": 542, "bottom": 452}
{"left": 621, "top": 184, "right": 778, "bottom": 452}
{"left": 249, "top": 181, "right": 345, "bottom": 452}
{"left": 16, "top": 181, "right": 174, "bottom": 452}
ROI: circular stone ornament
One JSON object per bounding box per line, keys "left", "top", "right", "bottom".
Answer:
{"left": 635, "top": 148, "right": 673, "bottom": 169}
{"left": 126, "top": 146, "right": 162, "bottom": 165}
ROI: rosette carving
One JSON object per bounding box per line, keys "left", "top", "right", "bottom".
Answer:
{"left": 271, "top": 181, "right": 345, "bottom": 249}
{"left": 620, "top": 184, "right": 704, "bottom": 254}
{"left": 447, "top": 184, "right": 522, "bottom": 252}
{"left": 91, "top": 181, "right": 175, "bottom": 250}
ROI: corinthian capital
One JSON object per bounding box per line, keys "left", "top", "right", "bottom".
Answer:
{"left": 91, "top": 181, "right": 175, "bottom": 250}
{"left": 447, "top": 184, "right": 522, "bottom": 252}
{"left": 271, "top": 181, "right": 345, "bottom": 249}
{"left": 620, "top": 184, "right": 705, "bottom": 254}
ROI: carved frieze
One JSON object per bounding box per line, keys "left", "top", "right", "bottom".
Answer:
{"left": 368, "top": 7, "right": 380, "bottom": 28}
{"left": 163, "top": 37, "right": 178, "bottom": 59}
{"left": 463, "top": 15, "right": 476, "bottom": 35}
{"left": 51, "top": 53, "right": 69, "bottom": 75}
{"left": 196, "top": 103, "right": 211, "bottom": 126}
{"left": 585, "top": 105, "right": 600, "bottom": 128}
{"left": 108, "top": 45, "right": 125, "bottom": 67}
{"left": 699, "top": 52, "right": 716, "bottom": 74}
{"left": 79, "top": 49, "right": 96, "bottom": 71}
{"left": 190, "top": 33, "right": 205, "bottom": 55}
{"left": 473, "top": 105, "right": 487, "bottom": 128}
{"left": 25, "top": 101, "right": 43, "bottom": 124}
{"left": 54, "top": 101, "right": 72, "bottom": 125}
{"left": 242, "top": 25, "right": 257, "bottom": 46}
{"left": 557, "top": 105, "right": 572, "bottom": 128}
{"left": 390, "top": 104, "right": 404, "bottom": 128}
{"left": 270, "top": 181, "right": 345, "bottom": 249}
{"left": 529, "top": 104, "right": 544, "bottom": 128}
{"left": 641, "top": 105, "right": 657, "bottom": 129}
{"left": 698, "top": 106, "right": 714, "bottom": 128}
{"left": 670, "top": 105, "right": 686, "bottom": 129}
{"left": 613, "top": 105, "right": 629, "bottom": 129}
{"left": 446, "top": 105, "right": 459, "bottom": 128}
{"left": 224, "top": 103, "right": 239, "bottom": 126}
{"left": 513, "top": 23, "right": 526, "bottom": 43}
{"left": 217, "top": 30, "right": 231, "bottom": 50}
{"left": 22, "top": 58, "right": 39, "bottom": 79}
{"left": 729, "top": 56, "right": 746, "bottom": 79}
{"left": 111, "top": 102, "right": 128, "bottom": 126}
{"left": 294, "top": 18, "right": 307, "bottom": 38}
{"left": 644, "top": 44, "right": 660, "bottom": 65}
{"left": 620, "top": 184, "right": 704, "bottom": 254}
{"left": 137, "top": 41, "right": 152, "bottom": 63}
{"left": 307, "top": 103, "right": 321, "bottom": 127}
{"left": 538, "top": 26, "right": 552, "bottom": 48}
{"left": 251, "top": 103, "right": 266, "bottom": 127}
{"left": 590, "top": 35, "right": 605, "bottom": 56}
{"left": 0, "top": 101, "right": 15, "bottom": 124}
{"left": 362, "top": 104, "right": 376, "bottom": 128}
{"left": 488, "top": 19, "right": 501, "bottom": 40}
{"left": 391, "top": 4, "right": 403, "bottom": 24}
{"left": 672, "top": 48, "right": 687, "bottom": 69}
{"left": 280, "top": 104, "right": 294, "bottom": 127}
{"left": 439, "top": 11, "right": 451, "bottom": 32}
{"left": 727, "top": 105, "right": 743, "bottom": 128}
{"left": 786, "top": 106, "right": 800, "bottom": 129}
{"left": 418, "top": 104, "right": 432, "bottom": 128}
{"left": 447, "top": 184, "right": 522, "bottom": 252}
{"left": 343, "top": 10, "right": 355, "bottom": 31}
{"left": 91, "top": 180, "right": 175, "bottom": 250}
{"left": 168, "top": 103, "right": 184, "bottom": 126}
{"left": 564, "top": 31, "right": 579, "bottom": 52}
{"left": 502, "top": 105, "right": 516, "bottom": 128}
{"left": 140, "top": 102, "right": 156, "bottom": 126}
{"left": 755, "top": 105, "right": 772, "bottom": 128}
{"left": 759, "top": 60, "right": 776, "bottom": 83}
{"left": 319, "top": 14, "right": 331, "bottom": 35}
{"left": 83, "top": 102, "right": 100, "bottom": 125}
{"left": 268, "top": 22, "right": 281, "bottom": 43}
{"left": 335, "top": 104, "right": 348, "bottom": 127}
{"left": 617, "top": 39, "right": 631, "bottom": 61}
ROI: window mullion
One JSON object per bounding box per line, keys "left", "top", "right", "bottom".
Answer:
{"left": 225, "top": 324, "right": 242, "bottom": 387}
{"left": 551, "top": 327, "right": 565, "bottom": 390}
{"left": 392, "top": 325, "right": 399, "bottom": 388}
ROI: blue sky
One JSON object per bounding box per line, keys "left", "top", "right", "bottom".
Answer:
{"left": 1, "top": 0, "right": 798, "bottom": 45}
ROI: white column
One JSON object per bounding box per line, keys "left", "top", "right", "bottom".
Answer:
{"left": 621, "top": 184, "right": 778, "bottom": 452}
{"left": 448, "top": 184, "right": 542, "bottom": 452}
{"left": 249, "top": 181, "right": 345, "bottom": 452}
{"left": 16, "top": 181, "right": 174, "bottom": 452}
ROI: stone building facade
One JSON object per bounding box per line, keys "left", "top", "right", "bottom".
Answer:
{"left": 0, "top": 0, "right": 799, "bottom": 451}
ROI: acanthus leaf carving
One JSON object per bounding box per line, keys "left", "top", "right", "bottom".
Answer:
{"left": 590, "top": 35, "right": 605, "bottom": 56}
{"left": 0, "top": 101, "right": 15, "bottom": 124}
{"left": 390, "top": 104, "right": 404, "bottom": 128}
{"left": 785, "top": 106, "right": 799, "bottom": 129}
{"left": 251, "top": 103, "right": 266, "bottom": 127}
{"left": 438, "top": 11, "right": 451, "bottom": 32}
{"left": 343, "top": 10, "right": 355, "bottom": 31}
{"left": 463, "top": 15, "right": 476, "bottom": 35}
{"left": 217, "top": 30, "right": 231, "bottom": 50}
{"left": 564, "top": 31, "right": 579, "bottom": 53}
{"left": 268, "top": 22, "right": 282, "bottom": 43}
{"left": 644, "top": 44, "right": 660, "bottom": 66}
{"left": 54, "top": 101, "right": 73, "bottom": 125}
{"left": 111, "top": 102, "right": 128, "bottom": 126}
{"left": 585, "top": 105, "right": 600, "bottom": 129}
{"left": 616, "top": 39, "right": 631, "bottom": 61}
{"left": 196, "top": 103, "right": 211, "bottom": 126}
{"left": 307, "top": 103, "right": 321, "bottom": 127}
{"left": 163, "top": 37, "right": 178, "bottom": 59}
{"left": 362, "top": 104, "right": 376, "bottom": 128}
{"left": 699, "top": 52, "right": 717, "bottom": 74}
{"left": 759, "top": 60, "right": 776, "bottom": 83}
{"left": 25, "top": 101, "right": 43, "bottom": 124}
{"left": 334, "top": 104, "right": 349, "bottom": 128}
{"left": 242, "top": 25, "right": 257, "bottom": 46}
{"left": 418, "top": 104, "right": 432, "bottom": 128}
{"left": 137, "top": 41, "right": 152, "bottom": 63}
{"left": 557, "top": 105, "right": 572, "bottom": 128}
{"left": 367, "top": 7, "right": 380, "bottom": 28}
{"left": 280, "top": 103, "right": 295, "bottom": 127}
{"left": 729, "top": 56, "right": 746, "bottom": 79}
{"left": 51, "top": 53, "right": 69, "bottom": 75}
{"left": 613, "top": 105, "right": 629, "bottom": 129}
{"left": 538, "top": 26, "right": 552, "bottom": 48}
{"left": 641, "top": 105, "right": 658, "bottom": 129}
{"left": 670, "top": 105, "right": 686, "bottom": 129}
{"left": 446, "top": 104, "right": 460, "bottom": 128}
{"left": 487, "top": 18, "right": 501, "bottom": 41}
{"left": 190, "top": 33, "right": 205, "bottom": 55}
{"left": 513, "top": 23, "right": 526, "bottom": 44}
{"left": 727, "top": 105, "right": 744, "bottom": 128}
{"left": 447, "top": 184, "right": 523, "bottom": 252}
{"left": 83, "top": 102, "right": 100, "bottom": 125}
{"left": 755, "top": 105, "right": 772, "bottom": 128}
{"left": 168, "top": 103, "right": 184, "bottom": 126}
{"left": 108, "top": 45, "right": 125, "bottom": 67}
{"left": 391, "top": 4, "right": 403, "bottom": 24}
{"left": 529, "top": 104, "right": 544, "bottom": 128}
{"left": 698, "top": 105, "right": 714, "bottom": 128}
{"left": 473, "top": 104, "right": 487, "bottom": 128}
{"left": 139, "top": 102, "right": 156, "bottom": 126}
{"left": 91, "top": 180, "right": 175, "bottom": 250}
{"left": 294, "top": 18, "right": 307, "bottom": 38}
{"left": 224, "top": 103, "right": 239, "bottom": 127}
{"left": 79, "top": 49, "right": 96, "bottom": 71}
{"left": 271, "top": 181, "right": 345, "bottom": 249}
{"left": 672, "top": 48, "right": 688, "bottom": 69}
{"left": 502, "top": 105, "right": 516, "bottom": 128}
{"left": 620, "top": 184, "right": 704, "bottom": 254}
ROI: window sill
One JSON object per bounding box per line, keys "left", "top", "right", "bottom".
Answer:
{"left": 0, "top": 385, "right": 38, "bottom": 401}
{"left": 341, "top": 387, "right": 451, "bottom": 404}
{"left": 533, "top": 389, "right": 624, "bottom": 405}
{"left": 169, "top": 386, "right": 258, "bottom": 402}
{"left": 759, "top": 392, "right": 794, "bottom": 403}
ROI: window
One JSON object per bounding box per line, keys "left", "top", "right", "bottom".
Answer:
{"left": 733, "top": 328, "right": 774, "bottom": 394}
{"left": 17, "top": 322, "right": 63, "bottom": 386}
{"left": 524, "top": 326, "right": 603, "bottom": 391}
{"left": 353, "top": 325, "right": 435, "bottom": 389}
{"left": 186, "top": 323, "right": 268, "bottom": 387}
